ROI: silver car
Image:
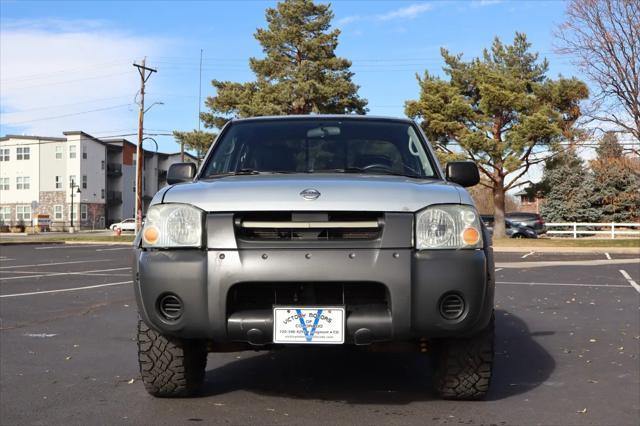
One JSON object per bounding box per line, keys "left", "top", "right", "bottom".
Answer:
{"left": 134, "top": 116, "right": 495, "bottom": 400}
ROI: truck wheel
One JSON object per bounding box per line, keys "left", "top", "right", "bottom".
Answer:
{"left": 137, "top": 319, "right": 207, "bottom": 397}
{"left": 432, "top": 313, "right": 495, "bottom": 400}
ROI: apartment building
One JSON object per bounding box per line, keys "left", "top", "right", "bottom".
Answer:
{"left": 0, "top": 131, "right": 196, "bottom": 230}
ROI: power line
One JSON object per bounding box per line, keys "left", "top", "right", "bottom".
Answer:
{"left": 1, "top": 103, "right": 134, "bottom": 126}
{"left": 0, "top": 61, "right": 130, "bottom": 83}
{"left": 0, "top": 95, "right": 134, "bottom": 114}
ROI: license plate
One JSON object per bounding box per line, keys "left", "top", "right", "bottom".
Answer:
{"left": 273, "top": 307, "right": 345, "bottom": 344}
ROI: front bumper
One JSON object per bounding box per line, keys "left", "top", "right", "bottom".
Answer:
{"left": 134, "top": 246, "right": 495, "bottom": 344}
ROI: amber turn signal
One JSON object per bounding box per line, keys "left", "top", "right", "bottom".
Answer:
{"left": 461, "top": 227, "right": 480, "bottom": 246}
{"left": 143, "top": 226, "right": 160, "bottom": 245}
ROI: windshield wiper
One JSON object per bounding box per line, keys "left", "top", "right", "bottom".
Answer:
{"left": 202, "top": 168, "right": 260, "bottom": 179}
{"left": 317, "top": 167, "right": 423, "bottom": 178}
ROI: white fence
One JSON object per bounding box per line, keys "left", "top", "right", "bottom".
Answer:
{"left": 546, "top": 222, "right": 640, "bottom": 239}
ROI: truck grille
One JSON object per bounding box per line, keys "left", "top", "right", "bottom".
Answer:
{"left": 235, "top": 212, "right": 383, "bottom": 241}
{"left": 227, "top": 282, "right": 389, "bottom": 314}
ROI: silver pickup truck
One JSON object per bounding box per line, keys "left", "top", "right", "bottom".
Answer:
{"left": 134, "top": 115, "right": 495, "bottom": 400}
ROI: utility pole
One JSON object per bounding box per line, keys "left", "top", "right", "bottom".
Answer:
{"left": 198, "top": 48, "right": 203, "bottom": 132}
{"left": 133, "top": 58, "right": 157, "bottom": 233}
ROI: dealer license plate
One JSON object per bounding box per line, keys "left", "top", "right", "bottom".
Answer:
{"left": 273, "top": 307, "right": 345, "bottom": 344}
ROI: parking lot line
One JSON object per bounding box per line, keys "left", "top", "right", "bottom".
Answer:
{"left": 605, "top": 252, "right": 611, "bottom": 260}
{"left": 0, "top": 259, "right": 111, "bottom": 270}
{"left": 496, "top": 280, "right": 631, "bottom": 288}
{"left": 619, "top": 270, "right": 640, "bottom": 293}
{"left": 95, "top": 247, "right": 131, "bottom": 251}
{"left": 0, "top": 280, "right": 133, "bottom": 298}
{"left": 496, "top": 258, "right": 640, "bottom": 268}
{"left": 521, "top": 251, "right": 535, "bottom": 259}
{"left": 34, "top": 245, "right": 106, "bottom": 250}
{"left": 0, "top": 267, "right": 131, "bottom": 281}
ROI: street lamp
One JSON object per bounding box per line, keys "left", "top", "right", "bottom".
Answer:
{"left": 70, "top": 180, "right": 81, "bottom": 232}
{"left": 144, "top": 101, "right": 164, "bottom": 114}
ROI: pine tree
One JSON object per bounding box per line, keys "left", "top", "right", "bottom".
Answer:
{"left": 405, "top": 33, "right": 588, "bottom": 237}
{"left": 173, "top": 130, "right": 217, "bottom": 160}
{"left": 590, "top": 132, "right": 640, "bottom": 222}
{"left": 539, "top": 150, "right": 600, "bottom": 222}
{"left": 201, "top": 0, "right": 367, "bottom": 129}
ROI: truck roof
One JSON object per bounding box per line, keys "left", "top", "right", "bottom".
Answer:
{"left": 231, "top": 114, "right": 414, "bottom": 124}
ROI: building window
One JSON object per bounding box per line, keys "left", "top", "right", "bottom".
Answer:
{"left": 82, "top": 175, "right": 87, "bottom": 189}
{"left": 16, "top": 147, "right": 30, "bottom": 160}
{"left": 69, "top": 175, "right": 76, "bottom": 187}
{"left": 101, "top": 189, "right": 105, "bottom": 199}
{"left": 69, "top": 207, "right": 77, "bottom": 221}
{"left": 16, "top": 176, "right": 30, "bottom": 190}
{"left": 80, "top": 204, "right": 88, "bottom": 221}
{"left": 69, "top": 145, "right": 76, "bottom": 159}
{"left": 0, "top": 177, "right": 8, "bottom": 190}
{"left": 16, "top": 205, "right": 31, "bottom": 221}
{"left": 54, "top": 205, "right": 63, "bottom": 220}
{"left": 0, "top": 207, "right": 11, "bottom": 223}
{"left": 55, "top": 146, "right": 63, "bottom": 159}
{"left": 82, "top": 145, "right": 87, "bottom": 159}
{"left": 55, "top": 176, "right": 63, "bottom": 189}
{"left": 0, "top": 148, "right": 9, "bottom": 161}
{"left": 101, "top": 160, "right": 105, "bottom": 170}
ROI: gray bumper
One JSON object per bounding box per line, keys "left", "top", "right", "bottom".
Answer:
{"left": 134, "top": 246, "right": 494, "bottom": 344}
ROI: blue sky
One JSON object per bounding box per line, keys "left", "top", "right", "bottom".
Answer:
{"left": 1, "top": 0, "right": 575, "bottom": 157}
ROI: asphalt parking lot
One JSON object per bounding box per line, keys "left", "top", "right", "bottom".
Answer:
{"left": 0, "top": 244, "right": 638, "bottom": 425}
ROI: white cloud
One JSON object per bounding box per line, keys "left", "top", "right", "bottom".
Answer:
{"left": 377, "top": 3, "right": 433, "bottom": 21}
{"left": 0, "top": 19, "right": 167, "bottom": 137}
{"left": 472, "top": 0, "right": 503, "bottom": 7}
{"left": 337, "top": 2, "right": 433, "bottom": 27}
{"left": 336, "top": 16, "right": 362, "bottom": 26}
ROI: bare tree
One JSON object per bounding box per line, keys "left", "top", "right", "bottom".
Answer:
{"left": 556, "top": 0, "right": 640, "bottom": 142}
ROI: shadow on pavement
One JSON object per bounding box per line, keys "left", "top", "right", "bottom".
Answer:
{"left": 201, "top": 309, "right": 555, "bottom": 403}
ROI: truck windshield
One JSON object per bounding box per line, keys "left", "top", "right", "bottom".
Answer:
{"left": 201, "top": 119, "right": 437, "bottom": 179}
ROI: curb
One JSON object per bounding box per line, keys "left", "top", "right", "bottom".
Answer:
{"left": 64, "top": 241, "right": 132, "bottom": 246}
{"left": 0, "top": 239, "right": 133, "bottom": 246}
{"left": 493, "top": 246, "right": 640, "bottom": 254}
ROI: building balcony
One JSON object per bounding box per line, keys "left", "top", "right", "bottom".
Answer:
{"left": 107, "top": 163, "right": 122, "bottom": 177}
{"left": 107, "top": 190, "right": 123, "bottom": 204}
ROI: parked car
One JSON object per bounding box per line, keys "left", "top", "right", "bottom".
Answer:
{"left": 110, "top": 218, "right": 136, "bottom": 232}
{"left": 506, "top": 219, "right": 538, "bottom": 238}
{"left": 505, "top": 212, "right": 546, "bottom": 235}
{"left": 134, "top": 115, "right": 495, "bottom": 400}
{"left": 480, "top": 216, "right": 538, "bottom": 239}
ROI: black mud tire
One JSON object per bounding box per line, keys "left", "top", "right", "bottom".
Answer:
{"left": 137, "top": 319, "right": 207, "bottom": 397}
{"left": 432, "top": 313, "right": 495, "bottom": 400}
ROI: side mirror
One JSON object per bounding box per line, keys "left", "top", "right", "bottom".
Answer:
{"left": 167, "top": 163, "right": 197, "bottom": 185}
{"left": 445, "top": 161, "right": 480, "bottom": 187}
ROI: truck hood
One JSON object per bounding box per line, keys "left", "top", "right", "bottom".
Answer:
{"left": 160, "top": 174, "right": 465, "bottom": 212}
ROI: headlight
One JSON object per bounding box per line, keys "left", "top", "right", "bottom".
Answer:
{"left": 142, "top": 204, "right": 203, "bottom": 248}
{"left": 416, "top": 204, "right": 482, "bottom": 250}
